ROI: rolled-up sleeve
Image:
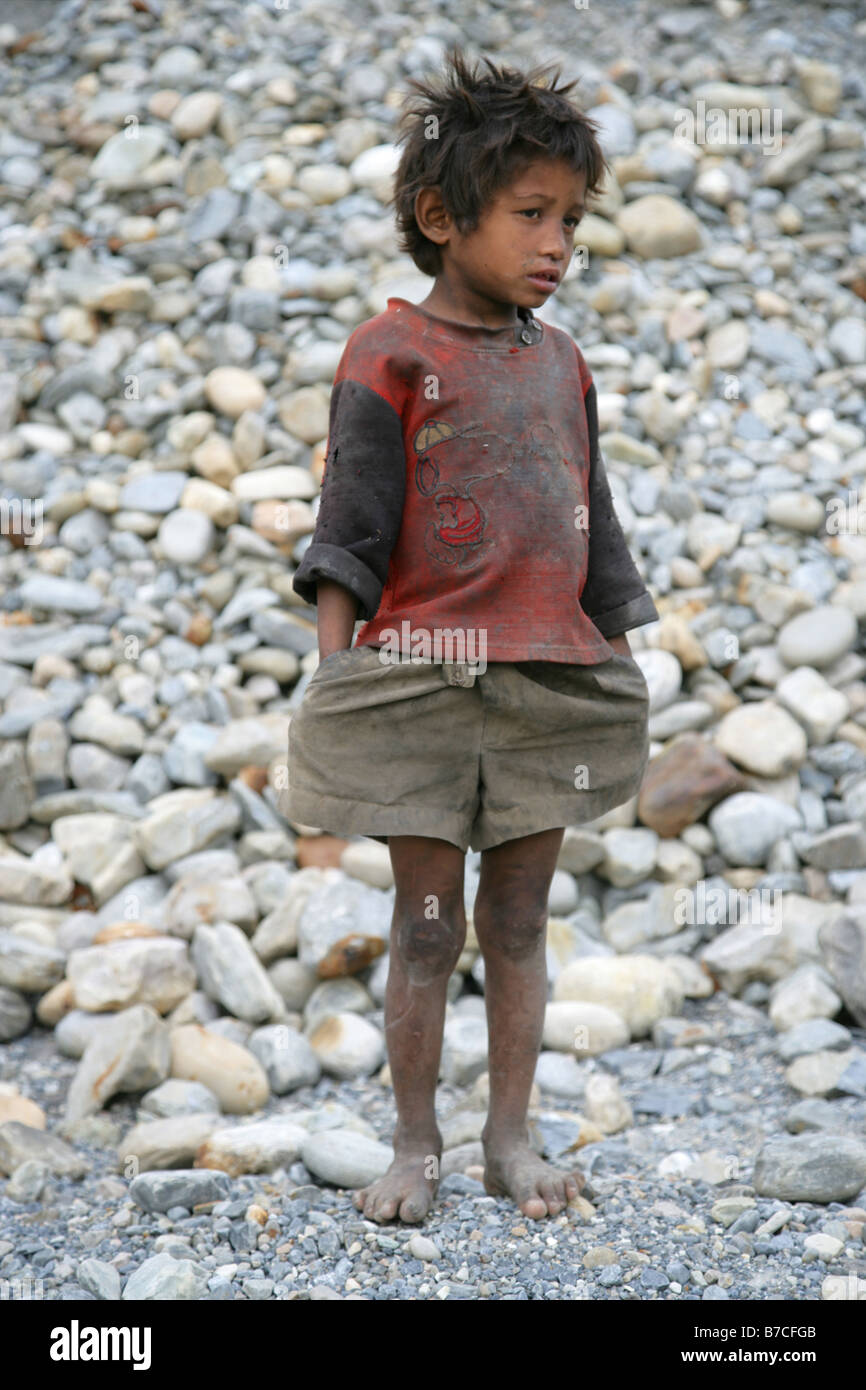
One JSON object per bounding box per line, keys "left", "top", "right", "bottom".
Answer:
{"left": 579, "top": 380, "right": 659, "bottom": 636}
{"left": 291, "top": 379, "right": 406, "bottom": 622}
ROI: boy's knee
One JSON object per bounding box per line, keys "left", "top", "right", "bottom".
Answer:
{"left": 395, "top": 912, "right": 466, "bottom": 983}
{"left": 475, "top": 900, "right": 548, "bottom": 961}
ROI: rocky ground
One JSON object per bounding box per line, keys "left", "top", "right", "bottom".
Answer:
{"left": 1, "top": 0, "right": 866, "bottom": 1301}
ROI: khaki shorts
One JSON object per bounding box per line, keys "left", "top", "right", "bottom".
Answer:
{"left": 286, "top": 645, "right": 650, "bottom": 854}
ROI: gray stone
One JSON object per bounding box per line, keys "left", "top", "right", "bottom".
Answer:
{"left": 122, "top": 1252, "right": 210, "bottom": 1301}
{"left": 119, "top": 472, "right": 188, "bottom": 514}
{"left": 19, "top": 576, "right": 104, "bottom": 616}
{"left": 0, "top": 985, "right": 31, "bottom": 1041}
{"left": 633, "top": 649, "right": 682, "bottom": 712}
{"left": 195, "top": 1116, "right": 309, "bottom": 1176}
{"left": 186, "top": 188, "right": 243, "bottom": 242}
{"left": 117, "top": 1113, "right": 219, "bottom": 1171}
{"left": 0, "top": 1122, "right": 89, "bottom": 1179}
{"left": 139, "top": 1079, "right": 221, "bottom": 1118}
{"left": 752, "top": 1134, "right": 866, "bottom": 1202}
{"left": 784, "top": 1098, "right": 845, "bottom": 1134}
{"left": 55, "top": 1009, "right": 119, "bottom": 1059}
{"left": 191, "top": 920, "right": 285, "bottom": 1024}
{"left": 708, "top": 793, "right": 802, "bottom": 868}
{"left": 132, "top": 789, "right": 242, "bottom": 871}
{"left": 777, "top": 1018, "right": 852, "bottom": 1061}
{"left": 819, "top": 910, "right": 866, "bottom": 1027}
{"left": 67, "top": 937, "right": 196, "bottom": 1014}
{"left": 0, "top": 930, "right": 66, "bottom": 992}
{"left": 6, "top": 1159, "right": 50, "bottom": 1202}
{"left": 157, "top": 509, "right": 215, "bottom": 564}
{"left": 78, "top": 1258, "right": 123, "bottom": 1301}
{"left": 836, "top": 1053, "right": 866, "bottom": 1098}
{"left": 534, "top": 1050, "right": 586, "bottom": 1099}
{"left": 300, "top": 1128, "right": 393, "bottom": 1188}
{"left": 778, "top": 606, "right": 859, "bottom": 670}
{"left": 90, "top": 127, "right": 166, "bottom": 182}
{"left": 769, "top": 966, "right": 842, "bottom": 1031}
{"left": 303, "top": 977, "right": 374, "bottom": 1033}
{"left": 247, "top": 1023, "right": 321, "bottom": 1093}
{"left": 268, "top": 957, "right": 318, "bottom": 1010}
{"left": 128, "top": 1167, "right": 230, "bottom": 1213}
{"left": 828, "top": 316, "right": 866, "bottom": 366}
{"left": 440, "top": 1015, "right": 489, "bottom": 1085}
{"left": 800, "top": 824, "right": 866, "bottom": 872}
{"left": 632, "top": 1084, "right": 699, "bottom": 1117}
{"left": 65, "top": 1005, "right": 171, "bottom": 1126}
{"left": 600, "top": 827, "right": 658, "bottom": 888}
{"left": 296, "top": 876, "right": 391, "bottom": 975}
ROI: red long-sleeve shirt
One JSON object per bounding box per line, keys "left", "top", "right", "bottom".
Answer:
{"left": 292, "top": 297, "right": 658, "bottom": 662}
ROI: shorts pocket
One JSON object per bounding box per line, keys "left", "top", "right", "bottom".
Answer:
{"left": 308, "top": 647, "right": 356, "bottom": 685}
{"left": 590, "top": 653, "right": 649, "bottom": 700}
{"left": 307, "top": 644, "right": 383, "bottom": 686}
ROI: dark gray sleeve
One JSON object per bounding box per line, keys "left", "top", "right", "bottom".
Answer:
{"left": 291, "top": 379, "right": 406, "bottom": 622}
{"left": 580, "top": 381, "right": 659, "bottom": 636}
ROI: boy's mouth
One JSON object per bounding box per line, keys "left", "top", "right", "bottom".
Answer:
{"left": 526, "top": 269, "right": 560, "bottom": 291}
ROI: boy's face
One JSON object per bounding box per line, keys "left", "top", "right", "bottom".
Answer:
{"left": 417, "top": 156, "right": 587, "bottom": 325}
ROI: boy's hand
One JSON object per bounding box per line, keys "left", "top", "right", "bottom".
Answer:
{"left": 317, "top": 579, "right": 359, "bottom": 660}
{"left": 607, "top": 632, "right": 632, "bottom": 658}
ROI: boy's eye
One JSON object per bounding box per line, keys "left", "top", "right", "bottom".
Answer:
{"left": 519, "top": 210, "right": 582, "bottom": 227}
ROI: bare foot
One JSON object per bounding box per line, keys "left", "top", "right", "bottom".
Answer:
{"left": 483, "top": 1141, "right": 584, "bottom": 1220}
{"left": 353, "top": 1149, "right": 440, "bottom": 1224}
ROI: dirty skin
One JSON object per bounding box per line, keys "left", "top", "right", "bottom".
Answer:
{"left": 354, "top": 827, "right": 584, "bottom": 1224}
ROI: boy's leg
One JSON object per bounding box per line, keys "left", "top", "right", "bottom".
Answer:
{"left": 354, "top": 834, "right": 467, "bottom": 1223}
{"left": 472, "top": 826, "right": 584, "bottom": 1220}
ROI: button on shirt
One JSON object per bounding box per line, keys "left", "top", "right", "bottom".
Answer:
{"left": 292, "top": 297, "right": 658, "bottom": 663}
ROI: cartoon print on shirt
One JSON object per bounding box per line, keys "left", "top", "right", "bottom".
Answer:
{"left": 413, "top": 418, "right": 576, "bottom": 568}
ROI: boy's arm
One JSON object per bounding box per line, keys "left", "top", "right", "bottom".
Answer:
{"left": 291, "top": 376, "right": 407, "bottom": 653}
{"left": 316, "top": 580, "right": 360, "bottom": 661}
{"left": 579, "top": 378, "right": 659, "bottom": 644}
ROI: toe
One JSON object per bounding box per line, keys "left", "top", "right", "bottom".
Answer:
{"left": 539, "top": 1181, "right": 561, "bottom": 1215}
{"left": 362, "top": 1189, "right": 380, "bottom": 1219}
{"left": 372, "top": 1195, "right": 400, "bottom": 1223}
{"left": 399, "top": 1194, "right": 429, "bottom": 1223}
{"left": 520, "top": 1192, "right": 547, "bottom": 1220}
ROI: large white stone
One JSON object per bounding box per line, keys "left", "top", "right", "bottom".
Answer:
{"left": 714, "top": 701, "right": 808, "bottom": 777}
{"left": 775, "top": 667, "right": 850, "bottom": 744}
{"left": 542, "top": 1000, "right": 629, "bottom": 1055}
{"left": 67, "top": 938, "right": 195, "bottom": 1014}
{"left": 308, "top": 1011, "right": 384, "bottom": 1079}
{"left": 553, "top": 955, "right": 684, "bottom": 1037}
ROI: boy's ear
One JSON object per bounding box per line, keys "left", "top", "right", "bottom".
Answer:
{"left": 414, "top": 187, "right": 452, "bottom": 247}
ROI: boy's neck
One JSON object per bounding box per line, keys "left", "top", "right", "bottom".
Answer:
{"left": 417, "top": 280, "right": 528, "bottom": 331}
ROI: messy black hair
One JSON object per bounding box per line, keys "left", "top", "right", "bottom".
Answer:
{"left": 391, "top": 47, "right": 607, "bottom": 277}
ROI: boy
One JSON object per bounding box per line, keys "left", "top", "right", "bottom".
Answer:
{"left": 287, "top": 50, "right": 658, "bottom": 1224}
